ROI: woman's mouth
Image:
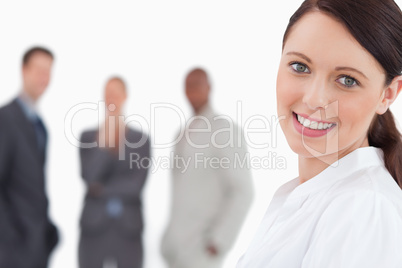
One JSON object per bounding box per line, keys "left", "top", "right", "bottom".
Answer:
{"left": 292, "top": 112, "right": 336, "bottom": 137}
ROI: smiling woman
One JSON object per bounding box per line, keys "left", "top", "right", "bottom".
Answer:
{"left": 277, "top": 10, "right": 400, "bottom": 182}
{"left": 237, "top": 0, "right": 402, "bottom": 267}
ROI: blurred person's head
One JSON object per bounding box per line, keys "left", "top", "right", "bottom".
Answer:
{"left": 185, "top": 68, "right": 211, "bottom": 114}
{"left": 104, "top": 76, "right": 127, "bottom": 116}
{"left": 277, "top": 0, "right": 402, "bottom": 185}
{"left": 22, "top": 47, "right": 54, "bottom": 102}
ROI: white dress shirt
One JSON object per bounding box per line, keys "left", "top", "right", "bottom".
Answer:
{"left": 162, "top": 104, "right": 254, "bottom": 268}
{"left": 237, "top": 146, "right": 402, "bottom": 268}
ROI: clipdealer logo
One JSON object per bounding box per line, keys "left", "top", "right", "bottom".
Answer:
{"left": 64, "top": 101, "right": 288, "bottom": 169}
{"left": 129, "top": 151, "right": 287, "bottom": 174}
{"left": 64, "top": 101, "right": 285, "bottom": 148}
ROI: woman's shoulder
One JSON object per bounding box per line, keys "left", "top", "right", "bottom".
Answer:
{"left": 305, "top": 169, "right": 402, "bottom": 267}
{"left": 320, "top": 166, "right": 402, "bottom": 225}
{"left": 329, "top": 164, "right": 402, "bottom": 209}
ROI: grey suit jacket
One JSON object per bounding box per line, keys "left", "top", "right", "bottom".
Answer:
{"left": 79, "top": 128, "right": 150, "bottom": 237}
{"left": 0, "top": 99, "right": 58, "bottom": 268}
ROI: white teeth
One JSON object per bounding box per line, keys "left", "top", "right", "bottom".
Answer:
{"left": 310, "top": 121, "right": 318, "bottom": 129}
{"left": 296, "top": 113, "right": 334, "bottom": 130}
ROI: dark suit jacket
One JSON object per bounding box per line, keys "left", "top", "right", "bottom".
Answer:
{"left": 78, "top": 128, "right": 150, "bottom": 267}
{"left": 0, "top": 99, "right": 58, "bottom": 268}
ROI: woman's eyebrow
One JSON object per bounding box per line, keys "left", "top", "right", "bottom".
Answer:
{"left": 286, "top": 51, "right": 369, "bottom": 79}
{"left": 286, "top": 51, "right": 312, "bottom": 63}
{"left": 335, "top": 66, "right": 368, "bottom": 79}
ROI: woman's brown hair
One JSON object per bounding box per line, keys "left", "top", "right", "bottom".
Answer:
{"left": 283, "top": 0, "right": 402, "bottom": 187}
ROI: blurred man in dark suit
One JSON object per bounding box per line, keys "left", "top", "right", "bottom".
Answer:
{"left": 78, "top": 77, "right": 150, "bottom": 268}
{"left": 0, "top": 47, "right": 59, "bottom": 268}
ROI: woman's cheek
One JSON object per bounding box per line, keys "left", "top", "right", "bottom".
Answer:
{"left": 337, "top": 95, "right": 375, "bottom": 138}
{"left": 277, "top": 73, "right": 296, "bottom": 114}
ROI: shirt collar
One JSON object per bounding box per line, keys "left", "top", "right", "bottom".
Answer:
{"left": 286, "top": 146, "right": 385, "bottom": 200}
{"left": 17, "top": 92, "right": 39, "bottom": 122}
{"left": 194, "top": 102, "right": 215, "bottom": 118}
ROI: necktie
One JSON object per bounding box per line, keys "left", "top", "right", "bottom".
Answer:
{"left": 33, "top": 116, "right": 47, "bottom": 155}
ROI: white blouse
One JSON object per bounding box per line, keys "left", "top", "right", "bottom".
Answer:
{"left": 237, "top": 147, "right": 402, "bottom": 268}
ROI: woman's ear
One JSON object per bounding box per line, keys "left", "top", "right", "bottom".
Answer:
{"left": 376, "top": 75, "right": 402, "bottom": 115}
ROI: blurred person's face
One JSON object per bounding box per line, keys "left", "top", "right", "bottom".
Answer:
{"left": 104, "top": 79, "right": 127, "bottom": 115}
{"left": 185, "top": 71, "right": 210, "bottom": 113}
{"left": 22, "top": 52, "right": 53, "bottom": 101}
{"left": 276, "top": 12, "right": 396, "bottom": 161}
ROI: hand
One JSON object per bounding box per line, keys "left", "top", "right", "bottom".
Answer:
{"left": 206, "top": 245, "right": 218, "bottom": 257}
{"left": 98, "top": 125, "right": 116, "bottom": 148}
{"left": 98, "top": 121, "right": 125, "bottom": 152}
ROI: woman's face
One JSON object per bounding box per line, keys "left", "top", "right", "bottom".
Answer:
{"left": 277, "top": 11, "right": 388, "bottom": 161}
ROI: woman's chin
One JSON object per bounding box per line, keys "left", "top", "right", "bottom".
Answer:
{"left": 286, "top": 138, "right": 339, "bottom": 161}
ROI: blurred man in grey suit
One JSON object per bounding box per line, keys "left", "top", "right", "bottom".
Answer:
{"left": 161, "top": 68, "right": 254, "bottom": 268}
{"left": 0, "top": 47, "right": 59, "bottom": 267}
{"left": 78, "top": 77, "right": 150, "bottom": 268}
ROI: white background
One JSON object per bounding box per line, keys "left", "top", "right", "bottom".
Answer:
{"left": 0, "top": 1, "right": 401, "bottom": 268}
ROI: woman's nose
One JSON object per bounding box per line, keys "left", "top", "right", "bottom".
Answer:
{"left": 302, "top": 77, "right": 329, "bottom": 110}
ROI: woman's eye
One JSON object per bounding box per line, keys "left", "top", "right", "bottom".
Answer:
{"left": 290, "top": 63, "right": 309, "bottom": 73}
{"left": 337, "top": 76, "right": 358, "bottom": 87}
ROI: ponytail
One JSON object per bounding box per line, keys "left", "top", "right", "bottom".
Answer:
{"left": 368, "top": 110, "right": 402, "bottom": 188}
